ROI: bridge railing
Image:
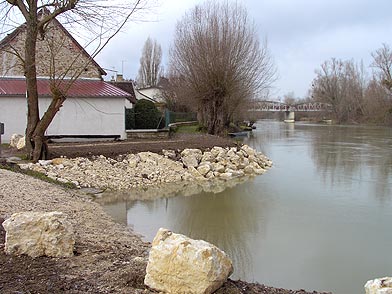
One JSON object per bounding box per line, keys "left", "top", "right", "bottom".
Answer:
{"left": 249, "top": 101, "right": 332, "bottom": 112}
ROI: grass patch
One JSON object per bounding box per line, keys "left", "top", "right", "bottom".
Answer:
{"left": 175, "top": 124, "right": 202, "bottom": 134}
{"left": 0, "top": 162, "right": 76, "bottom": 190}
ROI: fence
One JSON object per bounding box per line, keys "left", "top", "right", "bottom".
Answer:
{"left": 164, "top": 110, "right": 197, "bottom": 127}
{"left": 125, "top": 109, "right": 197, "bottom": 130}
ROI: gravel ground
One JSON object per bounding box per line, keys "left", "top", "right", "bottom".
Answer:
{"left": 0, "top": 168, "right": 151, "bottom": 294}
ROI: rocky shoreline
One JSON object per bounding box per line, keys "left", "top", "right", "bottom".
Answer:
{"left": 0, "top": 168, "right": 332, "bottom": 294}
{"left": 0, "top": 138, "right": 336, "bottom": 294}
{"left": 17, "top": 145, "right": 272, "bottom": 192}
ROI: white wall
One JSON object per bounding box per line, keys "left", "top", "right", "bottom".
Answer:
{"left": 0, "top": 96, "right": 126, "bottom": 143}
{"left": 125, "top": 99, "right": 133, "bottom": 109}
{"left": 136, "top": 87, "right": 165, "bottom": 103}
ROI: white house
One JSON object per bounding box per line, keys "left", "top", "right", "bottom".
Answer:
{"left": 135, "top": 86, "right": 166, "bottom": 104}
{"left": 0, "top": 15, "right": 132, "bottom": 143}
{"left": 0, "top": 79, "right": 131, "bottom": 142}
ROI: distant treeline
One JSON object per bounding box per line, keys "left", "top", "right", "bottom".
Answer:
{"left": 309, "top": 44, "right": 392, "bottom": 125}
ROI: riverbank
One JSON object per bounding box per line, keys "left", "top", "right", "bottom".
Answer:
{"left": 0, "top": 169, "right": 331, "bottom": 294}
{"left": 0, "top": 133, "right": 331, "bottom": 293}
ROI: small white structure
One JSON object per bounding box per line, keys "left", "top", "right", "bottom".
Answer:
{"left": 0, "top": 79, "right": 131, "bottom": 142}
{"left": 135, "top": 86, "right": 165, "bottom": 104}
{"left": 0, "top": 14, "right": 132, "bottom": 143}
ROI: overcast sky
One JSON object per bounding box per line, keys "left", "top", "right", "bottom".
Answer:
{"left": 95, "top": 0, "right": 392, "bottom": 99}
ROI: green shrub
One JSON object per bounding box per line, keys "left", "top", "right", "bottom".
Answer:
{"left": 134, "top": 99, "right": 161, "bottom": 129}
{"left": 125, "top": 108, "right": 135, "bottom": 129}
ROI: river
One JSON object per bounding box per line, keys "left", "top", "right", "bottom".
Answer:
{"left": 100, "top": 120, "right": 392, "bottom": 294}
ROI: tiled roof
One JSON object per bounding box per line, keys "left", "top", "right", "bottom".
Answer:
{"left": 0, "top": 78, "right": 132, "bottom": 99}
{"left": 109, "top": 81, "right": 137, "bottom": 104}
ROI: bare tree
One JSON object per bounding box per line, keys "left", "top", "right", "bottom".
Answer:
{"left": 136, "top": 37, "right": 163, "bottom": 88}
{"left": 0, "top": 0, "right": 149, "bottom": 161}
{"left": 169, "top": 1, "right": 276, "bottom": 135}
{"left": 371, "top": 43, "right": 392, "bottom": 94}
{"left": 311, "top": 58, "right": 367, "bottom": 123}
{"left": 283, "top": 91, "right": 297, "bottom": 105}
{"left": 370, "top": 44, "right": 392, "bottom": 123}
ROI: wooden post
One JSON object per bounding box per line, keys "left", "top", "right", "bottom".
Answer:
{"left": 0, "top": 122, "right": 4, "bottom": 156}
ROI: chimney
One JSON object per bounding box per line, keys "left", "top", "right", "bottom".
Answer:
{"left": 116, "top": 74, "right": 124, "bottom": 82}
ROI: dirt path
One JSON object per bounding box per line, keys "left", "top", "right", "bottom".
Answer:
{"left": 47, "top": 133, "right": 238, "bottom": 159}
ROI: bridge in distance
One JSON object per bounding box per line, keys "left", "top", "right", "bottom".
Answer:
{"left": 250, "top": 100, "right": 332, "bottom": 112}
{"left": 249, "top": 100, "right": 333, "bottom": 122}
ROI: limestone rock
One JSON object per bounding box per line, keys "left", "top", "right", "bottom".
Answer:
{"left": 205, "top": 171, "right": 215, "bottom": 179}
{"left": 212, "top": 163, "right": 225, "bottom": 173}
{"left": 219, "top": 172, "right": 233, "bottom": 180}
{"left": 226, "top": 148, "right": 237, "bottom": 158}
{"left": 139, "top": 152, "right": 159, "bottom": 165}
{"left": 237, "top": 157, "right": 250, "bottom": 169}
{"left": 52, "top": 158, "right": 66, "bottom": 165}
{"left": 241, "top": 145, "right": 255, "bottom": 157}
{"left": 201, "top": 151, "right": 215, "bottom": 163}
{"left": 3, "top": 211, "right": 75, "bottom": 258}
{"left": 16, "top": 136, "right": 26, "bottom": 150}
{"left": 163, "top": 149, "right": 177, "bottom": 160}
{"left": 10, "top": 134, "right": 23, "bottom": 148}
{"left": 127, "top": 154, "right": 141, "bottom": 168}
{"left": 145, "top": 228, "right": 233, "bottom": 294}
{"left": 38, "top": 160, "right": 53, "bottom": 166}
{"left": 365, "top": 277, "right": 392, "bottom": 294}
{"left": 181, "top": 149, "right": 202, "bottom": 168}
{"left": 197, "top": 164, "right": 211, "bottom": 176}
{"left": 210, "top": 146, "right": 225, "bottom": 157}
{"left": 187, "top": 166, "right": 205, "bottom": 180}
{"left": 244, "top": 165, "right": 255, "bottom": 174}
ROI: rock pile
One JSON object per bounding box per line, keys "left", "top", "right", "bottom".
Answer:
{"left": 365, "top": 277, "right": 392, "bottom": 294}
{"left": 18, "top": 145, "right": 272, "bottom": 191}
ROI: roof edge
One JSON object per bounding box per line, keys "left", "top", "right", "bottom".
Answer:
{"left": 0, "top": 17, "right": 107, "bottom": 77}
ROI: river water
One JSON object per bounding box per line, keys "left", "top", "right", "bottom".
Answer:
{"left": 100, "top": 120, "right": 392, "bottom": 294}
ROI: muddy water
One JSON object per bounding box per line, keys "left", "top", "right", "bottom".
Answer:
{"left": 100, "top": 121, "right": 392, "bottom": 294}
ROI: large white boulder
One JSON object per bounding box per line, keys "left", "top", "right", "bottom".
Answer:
{"left": 145, "top": 228, "right": 233, "bottom": 294}
{"left": 3, "top": 211, "right": 75, "bottom": 258}
{"left": 365, "top": 277, "right": 392, "bottom": 294}
{"left": 16, "top": 136, "right": 26, "bottom": 150}
{"left": 9, "top": 134, "right": 24, "bottom": 148}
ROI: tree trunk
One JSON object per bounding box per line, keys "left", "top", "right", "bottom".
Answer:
{"left": 24, "top": 18, "right": 40, "bottom": 160}
{"left": 31, "top": 92, "right": 66, "bottom": 162}
{"left": 200, "top": 96, "right": 227, "bottom": 135}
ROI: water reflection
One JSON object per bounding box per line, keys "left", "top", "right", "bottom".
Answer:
{"left": 244, "top": 122, "right": 392, "bottom": 203}
{"left": 97, "top": 178, "right": 268, "bottom": 279}
{"left": 99, "top": 120, "right": 392, "bottom": 294}
{"left": 164, "top": 183, "right": 269, "bottom": 279}
{"left": 96, "top": 175, "right": 255, "bottom": 203}
{"left": 306, "top": 124, "right": 392, "bottom": 202}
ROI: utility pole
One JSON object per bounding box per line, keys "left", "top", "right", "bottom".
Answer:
{"left": 121, "top": 60, "right": 127, "bottom": 74}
